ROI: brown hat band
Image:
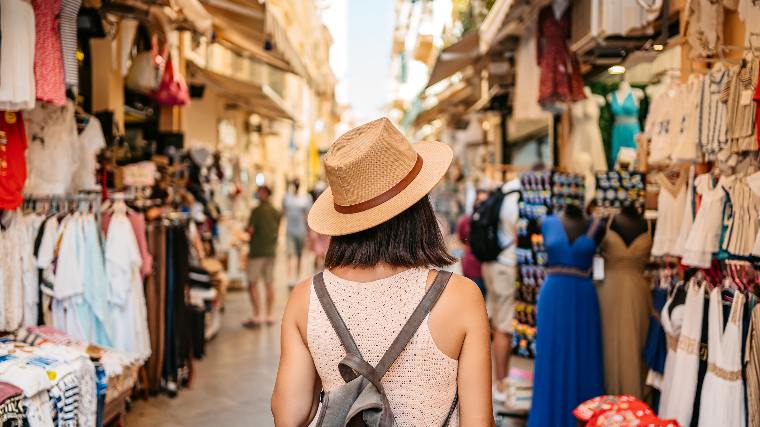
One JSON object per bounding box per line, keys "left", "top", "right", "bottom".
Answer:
{"left": 333, "top": 155, "right": 424, "bottom": 214}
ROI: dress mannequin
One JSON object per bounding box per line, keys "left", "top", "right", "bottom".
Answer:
{"left": 610, "top": 205, "right": 651, "bottom": 246}
{"left": 584, "top": 86, "right": 605, "bottom": 106}
{"left": 608, "top": 79, "right": 644, "bottom": 168}
{"left": 597, "top": 203, "right": 654, "bottom": 398}
{"left": 559, "top": 204, "right": 604, "bottom": 244}
{"left": 569, "top": 86, "right": 608, "bottom": 205}
{"left": 608, "top": 80, "right": 645, "bottom": 106}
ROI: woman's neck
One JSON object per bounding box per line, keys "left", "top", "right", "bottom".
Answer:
{"left": 328, "top": 263, "right": 412, "bottom": 283}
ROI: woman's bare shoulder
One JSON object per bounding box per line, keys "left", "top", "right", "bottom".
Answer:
{"left": 428, "top": 272, "right": 488, "bottom": 360}
{"left": 439, "top": 273, "right": 487, "bottom": 314}
{"left": 285, "top": 277, "right": 313, "bottom": 342}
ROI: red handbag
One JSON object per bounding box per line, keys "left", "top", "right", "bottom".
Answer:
{"left": 153, "top": 55, "right": 190, "bottom": 106}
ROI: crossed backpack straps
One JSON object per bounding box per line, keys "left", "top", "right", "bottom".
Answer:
{"left": 313, "top": 270, "right": 458, "bottom": 420}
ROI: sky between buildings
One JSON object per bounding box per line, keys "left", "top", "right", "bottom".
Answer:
{"left": 322, "top": 0, "right": 395, "bottom": 126}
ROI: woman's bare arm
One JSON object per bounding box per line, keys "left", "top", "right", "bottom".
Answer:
{"left": 272, "top": 280, "right": 319, "bottom": 426}
{"left": 430, "top": 274, "right": 496, "bottom": 426}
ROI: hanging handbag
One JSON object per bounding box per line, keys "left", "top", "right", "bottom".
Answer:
{"left": 153, "top": 55, "right": 190, "bottom": 106}
{"left": 126, "top": 36, "right": 165, "bottom": 94}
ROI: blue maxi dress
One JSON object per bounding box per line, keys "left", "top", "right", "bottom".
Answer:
{"left": 528, "top": 216, "right": 605, "bottom": 427}
{"left": 609, "top": 91, "right": 641, "bottom": 168}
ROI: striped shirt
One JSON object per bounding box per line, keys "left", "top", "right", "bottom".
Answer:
{"left": 60, "top": 0, "right": 82, "bottom": 89}
{"left": 725, "top": 59, "right": 758, "bottom": 152}
{"left": 698, "top": 65, "right": 731, "bottom": 159}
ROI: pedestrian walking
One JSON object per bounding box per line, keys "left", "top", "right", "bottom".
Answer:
{"left": 283, "top": 179, "right": 312, "bottom": 286}
{"left": 272, "top": 118, "right": 494, "bottom": 426}
{"left": 456, "top": 190, "right": 489, "bottom": 298}
{"left": 244, "top": 185, "right": 280, "bottom": 327}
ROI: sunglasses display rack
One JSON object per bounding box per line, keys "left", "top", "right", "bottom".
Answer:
{"left": 513, "top": 171, "right": 585, "bottom": 358}
{"left": 594, "top": 171, "right": 646, "bottom": 210}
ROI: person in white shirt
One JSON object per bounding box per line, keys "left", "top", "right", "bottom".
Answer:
{"left": 283, "top": 180, "right": 312, "bottom": 285}
{"left": 482, "top": 177, "right": 521, "bottom": 403}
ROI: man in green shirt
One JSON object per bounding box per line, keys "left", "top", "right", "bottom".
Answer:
{"left": 244, "top": 186, "right": 281, "bottom": 327}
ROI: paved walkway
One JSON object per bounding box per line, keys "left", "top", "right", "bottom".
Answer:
{"left": 127, "top": 256, "right": 292, "bottom": 427}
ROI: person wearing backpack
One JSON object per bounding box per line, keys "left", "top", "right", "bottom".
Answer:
{"left": 271, "top": 118, "right": 494, "bottom": 427}
{"left": 472, "top": 177, "right": 521, "bottom": 404}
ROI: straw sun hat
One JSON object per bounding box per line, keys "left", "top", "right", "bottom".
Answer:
{"left": 308, "top": 117, "right": 453, "bottom": 236}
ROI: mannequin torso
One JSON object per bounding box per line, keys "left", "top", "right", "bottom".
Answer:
{"left": 609, "top": 205, "right": 650, "bottom": 246}
{"left": 608, "top": 81, "right": 645, "bottom": 107}
{"left": 559, "top": 204, "right": 604, "bottom": 244}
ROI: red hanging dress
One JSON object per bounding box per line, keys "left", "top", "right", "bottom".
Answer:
{"left": 32, "top": 0, "right": 66, "bottom": 106}
{"left": 537, "top": 5, "right": 585, "bottom": 107}
{"left": 0, "top": 111, "right": 28, "bottom": 210}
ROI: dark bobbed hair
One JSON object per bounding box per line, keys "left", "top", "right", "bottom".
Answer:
{"left": 324, "top": 195, "right": 455, "bottom": 269}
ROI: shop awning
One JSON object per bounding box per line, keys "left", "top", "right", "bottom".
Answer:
{"left": 187, "top": 61, "right": 295, "bottom": 121}
{"left": 478, "top": 0, "right": 540, "bottom": 54}
{"left": 201, "top": 0, "right": 309, "bottom": 79}
{"left": 173, "top": 0, "right": 213, "bottom": 36}
{"left": 425, "top": 31, "right": 480, "bottom": 89}
{"left": 413, "top": 81, "right": 475, "bottom": 127}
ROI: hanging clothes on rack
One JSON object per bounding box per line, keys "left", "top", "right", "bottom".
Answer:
{"left": 0, "top": 211, "right": 25, "bottom": 331}
{"left": 698, "top": 64, "right": 732, "bottom": 159}
{"left": 24, "top": 102, "right": 80, "bottom": 196}
{"left": 659, "top": 279, "right": 706, "bottom": 426}
{"left": 697, "top": 288, "right": 745, "bottom": 427}
{"left": 722, "top": 177, "right": 760, "bottom": 257}
{"left": 725, "top": 58, "right": 758, "bottom": 153}
{"left": 0, "top": 0, "right": 35, "bottom": 111}
{"left": 651, "top": 172, "right": 688, "bottom": 257}
{"left": 144, "top": 220, "right": 167, "bottom": 394}
{"left": 72, "top": 114, "right": 107, "bottom": 192}
{"left": 60, "top": 0, "right": 82, "bottom": 90}
{"left": 672, "top": 75, "right": 703, "bottom": 162}
{"left": 657, "top": 283, "right": 687, "bottom": 415}
{"left": 645, "top": 81, "right": 681, "bottom": 165}
{"left": 105, "top": 201, "right": 151, "bottom": 360}
{"left": 31, "top": 0, "right": 66, "bottom": 106}
{"left": 747, "top": 304, "right": 760, "bottom": 427}
{"left": 682, "top": 174, "right": 731, "bottom": 268}
{"left": 0, "top": 111, "right": 28, "bottom": 211}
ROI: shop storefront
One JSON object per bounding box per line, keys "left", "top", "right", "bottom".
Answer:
{"left": 0, "top": 1, "right": 338, "bottom": 425}
{"left": 405, "top": 0, "right": 760, "bottom": 425}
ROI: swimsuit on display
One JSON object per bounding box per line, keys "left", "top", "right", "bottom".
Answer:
{"left": 609, "top": 91, "right": 641, "bottom": 167}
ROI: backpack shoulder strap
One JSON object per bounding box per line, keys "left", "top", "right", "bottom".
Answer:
{"left": 313, "top": 272, "right": 362, "bottom": 358}
{"left": 374, "top": 270, "right": 453, "bottom": 380}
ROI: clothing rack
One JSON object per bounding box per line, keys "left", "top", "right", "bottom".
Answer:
{"left": 22, "top": 192, "right": 102, "bottom": 212}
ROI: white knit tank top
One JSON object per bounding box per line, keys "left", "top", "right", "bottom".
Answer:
{"left": 307, "top": 268, "right": 459, "bottom": 426}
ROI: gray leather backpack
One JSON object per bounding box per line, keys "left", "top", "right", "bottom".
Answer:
{"left": 312, "top": 270, "right": 458, "bottom": 427}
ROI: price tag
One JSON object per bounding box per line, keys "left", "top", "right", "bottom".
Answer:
{"left": 593, "top": 256, "right": 605, "bottom": 281}
{"left": 740, "top": 89, "right": 754, "bottom": 106}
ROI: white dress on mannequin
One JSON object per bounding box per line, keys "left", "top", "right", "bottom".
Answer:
{"left": 657, "top": 286, "right": 685, "bottom": 414}
{"left": 569, "top": 88, "right": 608, "bottom": 172}
{"left": 660, "top": 280, "right": 706, "bottom": 425}
{"left": 697, "top": 288, "right": 745, "bottom": 427}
